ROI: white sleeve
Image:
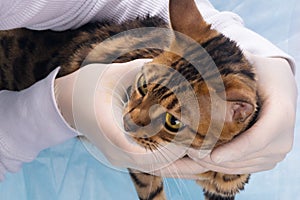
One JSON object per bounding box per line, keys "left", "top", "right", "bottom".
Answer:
{"left": 0, "top": 0, "right": 295, "bottom": 70}
{"left": 193, "top": 0, "right": 296, "bottom": 73}
{"left": 0, "top": 0, "right": 168, "bottom": 31}
{"left": 0, "top": 68, "right": 77, "bottom": 180}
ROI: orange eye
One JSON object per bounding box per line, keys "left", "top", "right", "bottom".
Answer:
{"left": 164, "top": 113, "right": 183, "bottom": 132}
{"left": 137, "top": 74, "right": 148, "bottom": 96}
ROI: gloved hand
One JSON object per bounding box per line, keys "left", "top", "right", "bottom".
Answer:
{"left": 55, "top": 53, "right": 297, "bottom": 177}
{"left": 55, "top": 59, "right": 193, "bottom": 172}
{"left": 188, "top": 53, "right": 297, "bottom": 175}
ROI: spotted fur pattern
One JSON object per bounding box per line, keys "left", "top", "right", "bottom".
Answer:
{"left": 0, "top": 0, "right": 260, "bottom": 199}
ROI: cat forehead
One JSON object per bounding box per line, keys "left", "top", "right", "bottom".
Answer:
{"left": 142, "top": 58, "right": 199, "bottom": 80}
{"left": 141, "top": 62, "right": 195, "bottom": 94}
{"left": 140, "top": 62, "right": 203, "bottom": 126}
{"left": 142, "top": 62, "right": 172, "bottom": 77}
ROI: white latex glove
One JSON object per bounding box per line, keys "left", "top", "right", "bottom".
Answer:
{"left": 151, "top": 54, "right": 298, "bottom": 178}
{"left": 187, "top": 53, "right": 298, "bottom": 175}
{"left": 55, "top": 54, "right": 297, "bottom": 177}
{"left": 55, "top": 59, "right": 199, "bottom": 173}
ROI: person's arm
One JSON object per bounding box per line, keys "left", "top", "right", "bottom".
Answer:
{"left": 166, "top": 2, "right": 296, "bottom": 176}
{"left": 1, "top": 0, "right": 294, "bottom": 67}
{"left": 0, "top": 0, "right": 168, "bottom": 31}
{"left": 0, "top": 0, "right": 168, "bottom": 179}
{"left": 1, "top": 0, "right": 295, "bottom": 68}
{"left": 0, "top": 69, "right": 78, "bottom": 180}
{"left": 80, "top": 0, "right": 297, "bottom": 176}
{"left": 184, "top": 1, "right": 297, "bottom": 175}
{"left": 188, "top": 54, "right": 297, "bottom": 175}
{"left": 0, "top": 0, "right": 296, "bottom": 178}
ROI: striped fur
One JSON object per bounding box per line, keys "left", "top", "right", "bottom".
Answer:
{"left": 0, "top": 0, "right": 260, "bottom": 199}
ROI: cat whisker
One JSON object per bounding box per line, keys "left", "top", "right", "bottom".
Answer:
{"left": 118, "top": 83, "right": 131, "bottom": 103}
{"left": 157, "top": 145, "right": 194, "bottom": 199}
{"left": 152, "top": 143, "right": 189, "bottom": 198}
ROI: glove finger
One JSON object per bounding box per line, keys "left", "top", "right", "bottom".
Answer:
{"left": 150, "top": 157, "right": 209, "bottom": 178}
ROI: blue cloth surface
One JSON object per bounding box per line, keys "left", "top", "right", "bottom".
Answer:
{"left": 1, "top": 0, "right": 299, "bottom": 199}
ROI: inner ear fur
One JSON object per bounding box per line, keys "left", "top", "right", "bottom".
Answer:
{"left": 226, "top": 101, "right": 255, "bottom": 123}
{"left": 223, "top": 78, "right": 257, "bottom": 123}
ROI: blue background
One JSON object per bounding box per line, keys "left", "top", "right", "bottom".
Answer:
{"left": 1, "top": 0, "right": 299, "bottom": 199}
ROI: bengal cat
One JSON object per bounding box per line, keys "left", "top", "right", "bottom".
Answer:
{"left": 0, "top": 0, "right": 260, "bottom": 199}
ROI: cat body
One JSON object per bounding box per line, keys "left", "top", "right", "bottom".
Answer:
{"left": 0, "top": 17, "right": 166, "bottom": 91}
{"left": 0, "top": 0, "right": 260, "bottom": 199}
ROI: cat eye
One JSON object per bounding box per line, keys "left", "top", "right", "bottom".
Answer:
{"left": 164, "top": 113, "right": 183, "bottom": 132}
{"left": 137, "top": 74, "right": 148, "bottom": 96}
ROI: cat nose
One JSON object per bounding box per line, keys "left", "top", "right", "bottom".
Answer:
{"left": 123, "top": 113, "right": 140, "bottom": 132}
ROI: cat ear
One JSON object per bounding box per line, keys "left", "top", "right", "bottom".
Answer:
{"left": 169, "top": 0, "right": 218, "bottom": 42}
{"left": 226, "top": 101, "right": 254, "bottom": 123}
{"left": 225, "top": 89, "right": 256, "bottom": 123}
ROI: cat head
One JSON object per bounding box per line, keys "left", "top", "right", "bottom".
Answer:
{"left": 123, "top": 0, "right": 258, "bottom": 150}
